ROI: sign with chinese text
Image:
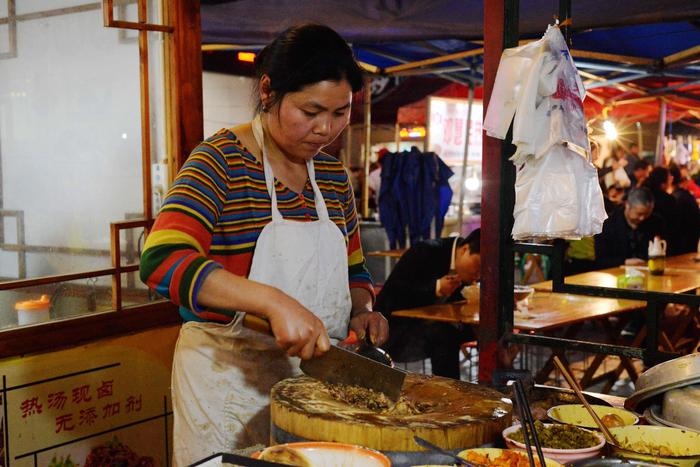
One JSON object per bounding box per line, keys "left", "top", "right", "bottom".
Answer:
{"left": 426, "top": 96, "right": 483, "bottom": 166}
{"left": 0, "top": 325, "right": 179, "bottom": 466}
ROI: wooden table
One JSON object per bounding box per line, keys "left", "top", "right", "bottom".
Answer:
{"left": 392, "top": 292, "right": 645, "bottom": 388}
{"left": 392, "top": 292, "right": 644, "bottom": 332}
{"left": 533, "top": 262, "right": 700, "bottom": 390}
{"left": 665, "top": 252, "right": 700, "bottom": 270}
{"left": 366, "top": 248, "right": 407, "bottom": 258}
{"left": 533, "top": 265, "right": 700, "bottom": 294}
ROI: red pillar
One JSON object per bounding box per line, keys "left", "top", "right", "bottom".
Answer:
{"left": 478, "top": 0, "right": 514, "bottom": 383}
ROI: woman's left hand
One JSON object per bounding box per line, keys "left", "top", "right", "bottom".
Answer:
{"left": 349, "top": 311, "right": 389, "bottom": 346}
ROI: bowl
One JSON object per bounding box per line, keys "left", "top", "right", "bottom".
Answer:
{"left": 456, "top": 448, "right": 563, "bottom": 466}
{"left": 514, "top": 285, "right": 534, "bottom": 302}
{"left": 503, "top": 423, "right": 606, "bottom": 464}
{"left": 547, "top": 404, "right": 639, "bottom": 429}
{"left": 252, "top": 441, "right": 391, "bottom": 467}
{"left": 608, "top": 425, "right": 700, "bottom": 467}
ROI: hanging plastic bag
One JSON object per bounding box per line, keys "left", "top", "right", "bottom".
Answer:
{"left": 485, "top": 25, "right": 606, "bottom": 240}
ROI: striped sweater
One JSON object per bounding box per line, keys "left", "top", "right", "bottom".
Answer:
{"left": 140, "top": 128, "right": 374, "bottom": 323}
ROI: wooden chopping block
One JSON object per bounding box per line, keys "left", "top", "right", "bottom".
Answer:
{"left": 270, "top": 374, "right": 512, "bottom": 452}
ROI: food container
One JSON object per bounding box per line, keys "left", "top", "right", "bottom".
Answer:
{"left": 252, "top": 441, "right": 391, "bottom": 467}
{"left": 15, "top": 295, "right": 50, "bottom": 325}
{"left": 661, "top": 384, "right": 700, "bottom": 431}
{"left": 625, "top": 353, "right": 700, "bottom": 413}
{"left": 502, "top": 423, "right": 606, "bottom": 464}
{"left": 608, "top": 425, "right": 700, "bottom": 467}
{"left": 547, "top": 404, "right": 638, "bottom": 429}
{"left": 456, "top": 448, "right": 563, "bottom": 466}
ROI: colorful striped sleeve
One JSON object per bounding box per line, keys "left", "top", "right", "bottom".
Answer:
{"left": 341, "top": 167, "right": 375, "bottom": 301}
{"left": 139, "top": 141, "right": 228, "bottom": 317}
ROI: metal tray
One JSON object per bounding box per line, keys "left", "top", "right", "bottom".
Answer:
{"left": 570, "top": 457, "right": 674, "bottom": 467}
{"left": 644, "top": 404, "right": 700, "bottom": 433}
{"left": 625, "top": 353, "right": 700, "bottom": 412}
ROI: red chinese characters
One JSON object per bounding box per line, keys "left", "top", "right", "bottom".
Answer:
{"left": 48, "top": 391, "right": 68, "bottom": 410}
{"left": 79, "top": 407, "right": 98, "bottom": 426}
{"left": 20, "top": 397, "right": 43, "bottom": 418}
{"left": 125, "top": 394, "right": 142, "bottom": 413}
{"left": 55, "top": 413, "right": 75, "bottom": 433}
{"left": 96, "top": 380, "right": 114, "bottom": 399}
{"left": 72, "top": 384, "right": 92, "bottom": 404}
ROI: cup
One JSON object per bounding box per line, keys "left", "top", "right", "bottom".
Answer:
{"left": 15, "top": 295, "right": 51, "bottom": 326}
{"left": 648, "top": 255, "right": 666, "bottom": 276}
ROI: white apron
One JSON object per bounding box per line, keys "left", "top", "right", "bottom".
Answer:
{"left": 171, "top": 116, "right": 352, "bottom": 466}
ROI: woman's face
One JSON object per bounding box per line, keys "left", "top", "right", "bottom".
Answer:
{"left": 265, "top": 79, "right": 353, "bottom": 161}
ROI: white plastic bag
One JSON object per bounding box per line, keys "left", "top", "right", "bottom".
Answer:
{"left": 485, "top": 25, "right": 607, "bottom": 240}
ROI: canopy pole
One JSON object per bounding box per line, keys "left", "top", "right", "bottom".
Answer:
{"left": 656, "top": 99, "right": 667, "bottom": 165}
{"left": 457, "top": 82, "right": 475, "bottom": 236}
{"left": 479, "top": 0, "right": 519, "bottom": 384}
{"left": 362, "top": 78, "right": 372, "bottom": 219}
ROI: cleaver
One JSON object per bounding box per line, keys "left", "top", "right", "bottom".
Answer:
{"left": 243, "top": 313, "right": 406, "bottom": 402}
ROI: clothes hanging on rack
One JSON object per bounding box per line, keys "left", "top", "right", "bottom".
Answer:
{"left": 379, "top": 147, "right": 453, "bottom": 248}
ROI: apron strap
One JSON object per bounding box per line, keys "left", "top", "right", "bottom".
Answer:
{"left": 251, "top": 114, "right": 330, "bottom": 222}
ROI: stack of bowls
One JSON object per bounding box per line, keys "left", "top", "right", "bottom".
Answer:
{"left": 625, "top": 353, "right": 700, "bottom": 432}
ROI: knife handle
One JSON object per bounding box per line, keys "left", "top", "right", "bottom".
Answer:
{"left": 242, "top": 313, "right": 273, "bottom": 336}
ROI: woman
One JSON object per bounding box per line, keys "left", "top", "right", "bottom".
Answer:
{"left": 140, "top": 24, "right": 388, "bottom": 465}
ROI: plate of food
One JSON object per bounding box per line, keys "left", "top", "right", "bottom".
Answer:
{"left": 456, "top": 448, "right": 563, "bottom": 467}
{"left": 503, "top": 422, "right": 606, "bottom": 463}
{"left": 252, "top": 442, "right": 390, "bottom": 467}
{"left": 608, "top": 425, "right": 700, "bottom": 467}
{"left": 547, "top": 404, "right": 639, "bottom": 429}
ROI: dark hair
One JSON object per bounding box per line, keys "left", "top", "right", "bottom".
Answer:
{"left": 643, "top": 166, "right": 670, "bottom": 192}
{"left": 627, "top": 187, "right": 654, "bottom": 207}
{"left": 457, "top": 228, "right": 480, "bottom": 254}
{"left": 633, "top": 159, "right": 649, "bottom": 172}
{"left": 669, "top": 164, "right": 682, "bottom": 186}
{"left": 254, "top": 24, "right": 363, "bottom": 112}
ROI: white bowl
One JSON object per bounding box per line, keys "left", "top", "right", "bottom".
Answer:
{"left": 253, "top": 441, "right": 391, "bottom": 467}
{"left": 502, "top": 423, "right": 606, "bottom": 464}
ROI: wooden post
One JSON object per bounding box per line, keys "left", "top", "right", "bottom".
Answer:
{"left": 656, "top": 99, "right": 667, "bottom": 166}
{"left": 362, "top": 78, "right": 372, "bottom": 219}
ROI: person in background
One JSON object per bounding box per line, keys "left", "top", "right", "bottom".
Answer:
{"left": 139, "top": 24, "right": 388, "bottom": 465}
{"left": 624, "top": 142, "right": 641, "bottom": 181}
{"left": 594, "top": 187, "right": 667, "bottom": 268}
{"left": 642, "top": 166, "right": 679, "bottom": 253}
{"left": 602, "top": 145, "right": 631, "bottom": 189}
{"left": 681, "top": 165, "right": 700, "bottom": 199}
{"left": 375, "top": 229, "right": 481, "bottom": 380}
{"left": 669, "top": 165, "right": 700, "bottom": 254}
{"left": 604, "top": 184, "right": 625, "bottom": 214}
{"left": 630, "top": 159, "right": 651, "bottom": 188}
{"left": 367, "top": 147, "right": 388, "bottom": 214}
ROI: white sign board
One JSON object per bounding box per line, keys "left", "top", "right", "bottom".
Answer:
{"left": 426, "top": 96, "right": 483, "bottom": 165}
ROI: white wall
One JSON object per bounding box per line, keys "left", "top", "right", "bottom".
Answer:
{"left": 202, "top": 72, "right": 255, "bottom": 137}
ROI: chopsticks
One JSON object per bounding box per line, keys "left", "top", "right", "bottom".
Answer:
{"left": 552, "top": 356, "right": 616, "bottom": 444}
{"left": 508, "top": 379, "right": 547, "bottom": 467}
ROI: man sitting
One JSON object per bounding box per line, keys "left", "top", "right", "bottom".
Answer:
{"left": 594, "top": 187, "right": 666, "bottom": 268}
{"left": 375, "top": 229, "right": 480, "bottom": 380}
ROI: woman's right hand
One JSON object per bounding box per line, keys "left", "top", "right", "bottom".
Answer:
{"left": 264, "top": 290, "right": 330, "bottom": 360}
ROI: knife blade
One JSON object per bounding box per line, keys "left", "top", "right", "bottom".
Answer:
{"left": 242, "top": 313, "right": 406, "bottom": 402}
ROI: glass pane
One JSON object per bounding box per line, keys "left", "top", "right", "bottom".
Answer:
{"left": 121, "top": 271, "right": 155, "bottom": 309}
{"left": 0, "top": 5, "right": 165, "bottom": 283}
{"left": 0, "top": 277, "right": 113, "bottom": 329}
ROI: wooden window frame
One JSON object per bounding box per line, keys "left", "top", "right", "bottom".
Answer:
{"left": 0, "top": 0, "right": 203, "bottom": 358}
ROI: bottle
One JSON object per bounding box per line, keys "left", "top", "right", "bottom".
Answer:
{"left": 647, "top": 236, "right": 667, "bottom": 276}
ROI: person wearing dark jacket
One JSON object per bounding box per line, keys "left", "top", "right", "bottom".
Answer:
{"left": 594, "top": 187, "right": 667, "bottom": 268}
{"left": 669, "top": 165, "right": 700, "bottom": 254}
{"left": 643, "top": 166, "right": 679, "bottom": 253}
{"left": 375, "top": 229, "right": 481, "bottom": 379}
